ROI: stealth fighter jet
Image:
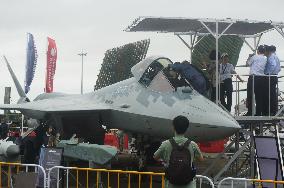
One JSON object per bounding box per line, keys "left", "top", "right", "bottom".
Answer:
{"left": 0, "top": 56, "right": 240, "bottom": 145}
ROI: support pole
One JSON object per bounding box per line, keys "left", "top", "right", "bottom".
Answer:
{"left": 269, "top": 75, "right": 271, "bottom": 116}
{"left": 252, "top": 75, "right": 256, "bottom": 116}
{"left": 213, "top": 137, "right": 251, "bottom": 181}
{"left": 78, "top": 51, "right": 87, "bottom": 94}
{"left": 202, "top": 139, "right": 236, "bottom": 175}
{"left": 176, "top": 34, "right": 193, "bottom": 62}
{"left": 215, "top": 21, "right": 219, "bottom": 104}
{"left": 250, "top": 125, "right": 255, "bottom": 178}
{"left": 255, "top": 35, "right": 262, "bottom": 52}
{"left": 200, "top": 20, "right": 233, "bottom": 104}
{"left": 275, "top": 124, "right": 284, "bottom": 177}
{"left": 176, "top": 33, "right": 201, "bottom": 63}
{"left": 235, "top": 131, "right": 240, "bottom": 175}
{"left": 240, "top": 37, "right": 255, "bottom": 52}
{"left": 273, "top": 25, "right": 284, "bottom": 38}
{"left": 21, "top": 114, "right": 24, "bottom": 135}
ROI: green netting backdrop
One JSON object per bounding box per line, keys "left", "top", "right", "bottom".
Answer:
{"left": 94, "top": 36, "right": 243, "bottom": 90}
{"left": 192, "top": 35, "right": 244, "bottom": 68}
{"left": 94, "top": 39, "right": 150, "bottom": 90}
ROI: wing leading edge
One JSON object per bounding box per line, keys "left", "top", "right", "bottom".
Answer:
{"left": 0, "top": 95, "right": 110, "bottom": 119}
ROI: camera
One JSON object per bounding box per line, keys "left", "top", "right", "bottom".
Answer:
{"left": 248, "top": 53, "right": 254, "bottom": 58}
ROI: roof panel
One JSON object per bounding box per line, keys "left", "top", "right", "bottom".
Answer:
{"left": 126, "top": 17, "right": 275, "bottom": 37}
{"left": 226, "top": 21, "right": 274, "bottom": 35}
{"left": 127, "top": 17, "right": 202, "bottom": 33}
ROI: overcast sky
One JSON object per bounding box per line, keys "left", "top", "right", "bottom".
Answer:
{"left": 0, "top": 0, "right": 284, "bottom": 107}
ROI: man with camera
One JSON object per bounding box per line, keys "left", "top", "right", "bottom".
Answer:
{"left": 246, "top": 45, "right": 267, "bottom": 116}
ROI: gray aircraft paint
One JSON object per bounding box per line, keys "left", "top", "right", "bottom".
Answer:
{"left": 0, "top": 56, "right": 240, "bottom": 141}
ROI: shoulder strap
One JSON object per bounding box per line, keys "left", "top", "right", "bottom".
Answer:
{"left": 170, "top": 138, "right": 191, "bottom": 149}
{"left": 169, "top": 138, "right": 179, "bottom": 149}
{"left": 183, "top": 139, "right": 191, "bottom": 148}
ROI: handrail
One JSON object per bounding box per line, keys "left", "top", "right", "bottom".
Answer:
{"left": 0, "top": 162, "right": 47, "bottom": 188}
{"left": 218, "top": 177, "right": 284, "bottom": 188}
{"left": 48, "top": 166, "right": 214, "bottom": 188}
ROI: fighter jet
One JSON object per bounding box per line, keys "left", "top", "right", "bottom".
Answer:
{"left": 0, "top": 56, "right": 240, "bottom": 145}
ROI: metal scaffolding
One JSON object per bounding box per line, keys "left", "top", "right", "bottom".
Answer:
{"left": 126, "top": 17, "right": 284, "bottom": 182}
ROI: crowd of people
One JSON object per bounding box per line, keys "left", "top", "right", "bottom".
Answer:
{"left": 206, "top": 45, "right": 281, "bottom": 115}
{"left": 168, "top": 45, "right": 281, "bottom": 115}
{"left": 246, "top": 45, "right": 281, "bottom": 116}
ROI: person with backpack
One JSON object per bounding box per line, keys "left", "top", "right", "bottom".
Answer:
{"left": 153, "top": 116, "right": 204, "bottom": 188}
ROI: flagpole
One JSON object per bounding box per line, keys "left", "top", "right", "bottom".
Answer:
{"left": 45, "top": 37, "right": 48, "bottom": 92}
{"left": 22, "top": 33, "right": 29, "bottom": 135}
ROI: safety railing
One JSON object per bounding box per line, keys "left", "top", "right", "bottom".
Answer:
{"left": 218, "top": 74, "right": 281, "bottom": 116}
{"left": 47, "top": 166, "right": 214, "bottom": 188}
{"left": 0, "top": 162, "right": 46, "bottom": 188}
{"left": 218, "top": 177, "right": 284, "bottom": 188}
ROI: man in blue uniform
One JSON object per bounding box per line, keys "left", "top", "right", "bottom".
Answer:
{"left": 264, "top": 45, "right": 281, "bottom": 115}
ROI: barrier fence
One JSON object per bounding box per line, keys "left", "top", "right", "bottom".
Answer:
{"left": 0, "top": 162, "right": 46, "bottom": 188}
{"left": 218, "top": 177, "right": 284, "bottom": 188}
{"left": 47, "top": 166, "right": 215, "bottom": 188}
{"left": 2, "top": 162, "right": 284, "bottom": 188}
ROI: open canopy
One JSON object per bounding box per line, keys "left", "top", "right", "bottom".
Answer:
{"left": 126, "top": 17, "right": 284, "bottom": 37}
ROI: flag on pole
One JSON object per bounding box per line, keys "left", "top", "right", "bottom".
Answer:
{"left": 24, "top": 33, "right": 38, "bottom": 94}
{"left": 45, "top": 37, "right": 57, "bottom": 93}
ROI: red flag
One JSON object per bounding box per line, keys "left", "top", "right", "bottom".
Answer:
{"left": 45, "top": 37, "right": 57, "bottom": 93}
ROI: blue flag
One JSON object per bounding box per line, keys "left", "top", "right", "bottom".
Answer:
{"left": 25, "top": 33, "right": 38, "bottom": 94}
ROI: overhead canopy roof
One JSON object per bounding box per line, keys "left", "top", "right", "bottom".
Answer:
{"left": 126, "top": 17, "right": 284, "bottom": 37}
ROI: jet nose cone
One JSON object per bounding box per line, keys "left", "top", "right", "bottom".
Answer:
{"left": 222, "top": 114, "right": 241, "bottom": 132}
{"left": 208, "top": 104, "right": 241, "bottom": 138}
{"left": 182, "top": 95, "right": 241, "bottom": 140}
{"left": 6, "top": 145, "right": 20, "bottom": 158}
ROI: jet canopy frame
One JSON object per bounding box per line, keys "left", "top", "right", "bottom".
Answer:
{"left": 126, "top": 17, "right": 284, "bottom": 105}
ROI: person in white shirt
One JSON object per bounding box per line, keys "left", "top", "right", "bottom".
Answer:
{"left": 220, "top": 53, "right": 243, "bottom": 112}
{"left": 246, "top": 45, "right": 267, "bottom": 116}
{"left": 264, "top": 45, "right": 281, "bottom": 115}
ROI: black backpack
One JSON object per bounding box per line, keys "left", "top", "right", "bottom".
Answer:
{"left": 165, "top": 139, "right": 195, "bottom": 185}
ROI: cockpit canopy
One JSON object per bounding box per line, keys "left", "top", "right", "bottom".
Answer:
{"left": 131, "top": 56, "right": 188, "bottom": 92}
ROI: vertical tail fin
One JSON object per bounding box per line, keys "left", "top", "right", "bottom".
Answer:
{"left": 3, "top": 56, "right": 30, "bottom": 103}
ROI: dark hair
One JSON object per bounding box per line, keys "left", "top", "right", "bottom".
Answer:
{"left": 181, "top": 60, "right": 190, "bottom": 64}
{"left": 173, "top": 116, "right": 189, "bottom": 134}
{"left": 270, "top": 45, "right": 276, "bottom": 52}
{"left": 257, "top": 45, "right": 265, "bottom": 54}
{"left": 209, "top": 50, "right": 221, "bottom": 61}
{"left": 264, "top": 45, "right": 269, "bottom": 54}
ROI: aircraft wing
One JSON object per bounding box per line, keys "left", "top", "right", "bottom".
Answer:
{"left": 0, "top": 95, "right": 110, "bottom": 118}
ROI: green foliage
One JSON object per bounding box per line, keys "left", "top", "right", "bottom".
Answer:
{"left": 94, "top": 39, "right": 150, "bottom": 90}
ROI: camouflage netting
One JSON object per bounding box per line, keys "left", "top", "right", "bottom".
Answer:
{"left": 192, "top": 35, "right": 244, "bottom": 68}
{"left": 94, "top": 39, "right": 150, "bottom": 90}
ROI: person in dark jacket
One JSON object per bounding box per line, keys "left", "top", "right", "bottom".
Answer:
{"left": 206, "top": 50, "right": 221, "bottom": 101}
{"left": 0, "top": 119, "right": 9, "bottom": 139}
{"left": 164, "top": 67, "right": 187, "bottom": 90}
{"left": 169, "top": 61, "right": 207, "bottom": 96}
